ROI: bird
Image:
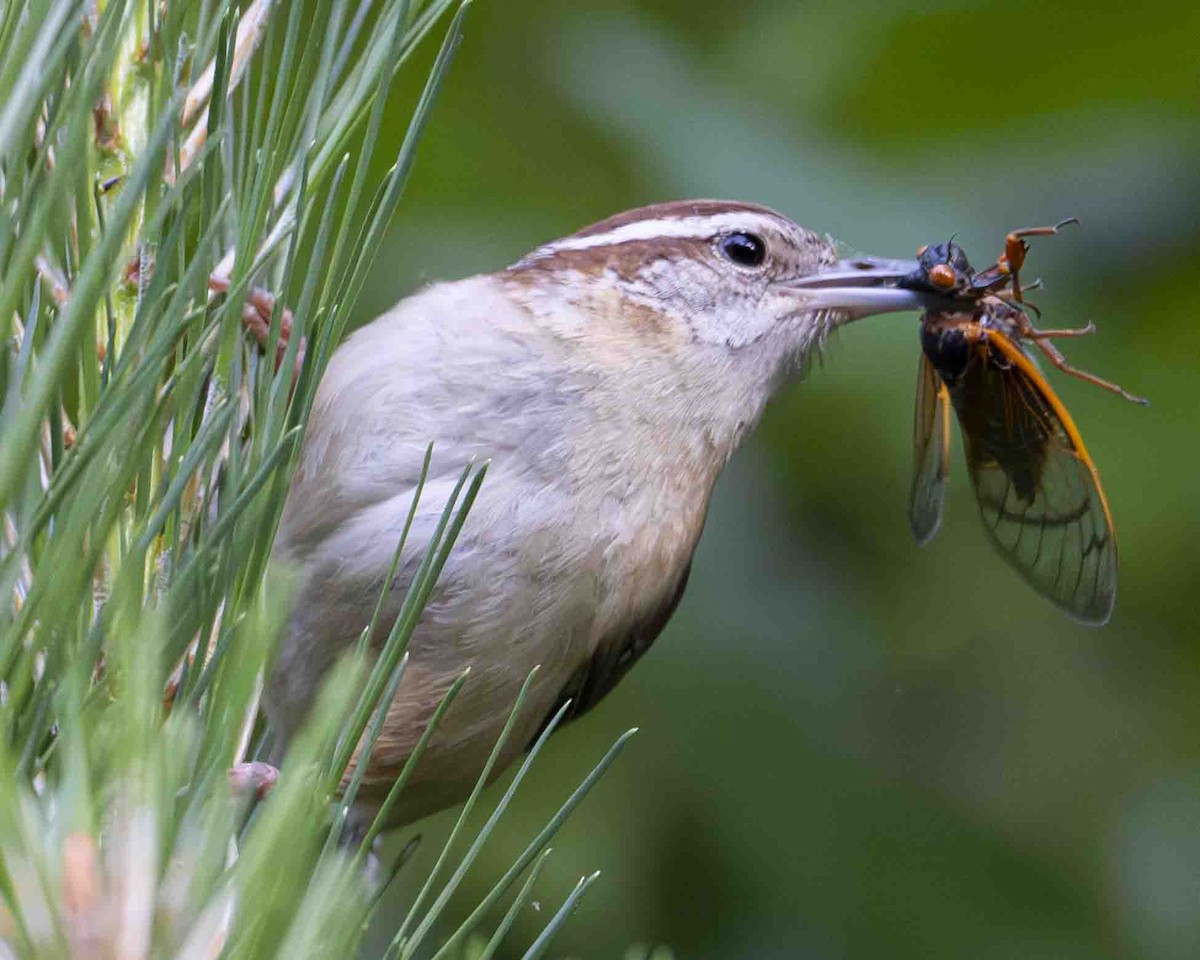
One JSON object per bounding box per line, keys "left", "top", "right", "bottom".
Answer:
{"left": 263, "top": 199, "right": 934, "bottom": 827}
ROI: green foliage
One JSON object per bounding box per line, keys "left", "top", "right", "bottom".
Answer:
{"left": 0, "top": 1, "right": 629, "bottom": 956}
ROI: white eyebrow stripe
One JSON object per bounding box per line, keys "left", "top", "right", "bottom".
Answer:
{"left": 526, "top": 213, "right": 790, "bottom": 258}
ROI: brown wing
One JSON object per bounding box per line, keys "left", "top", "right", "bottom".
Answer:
{"left": 909, "top": 352, "right": 952, "bottom": 546}
{"left": 949, "top": 329, "right": 1117, "bottom": 624}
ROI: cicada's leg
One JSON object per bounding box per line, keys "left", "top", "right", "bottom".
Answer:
{"left": 1002, "top": 218, "right": 1078, "bottom": 302}
{"left": 1030, "top": 335, "right": 1149, "bottom": 405}
{"left": 1025, "top": 321, "right": 1097, "bottom": 339}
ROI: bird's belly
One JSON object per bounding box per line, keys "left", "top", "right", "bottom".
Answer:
{"left": 347, "top": 657, "right": 582, "bottom": 826}
{"left": 354, "top": 482, "right": 710, "bottom": 823}
{"left": 270, "top": 452, "right": 712, "bottom": 826}
{"left": 343, "top": 544, "right": 600, "bottom": 825}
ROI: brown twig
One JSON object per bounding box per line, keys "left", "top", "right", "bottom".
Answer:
{"left": 171, "top": 0, "right": 276, "bottom": 181}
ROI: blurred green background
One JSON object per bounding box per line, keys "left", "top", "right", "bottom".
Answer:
{"left": 357, "top": 1, "right": 1200, "bottom": 956}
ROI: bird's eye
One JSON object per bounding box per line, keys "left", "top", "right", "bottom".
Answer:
{"left": 718, "top": 232, "right": 767, "bottom": 268}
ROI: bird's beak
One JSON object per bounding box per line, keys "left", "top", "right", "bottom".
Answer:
{"left": 784, "top": 256, "right": 950, "bottom": 324}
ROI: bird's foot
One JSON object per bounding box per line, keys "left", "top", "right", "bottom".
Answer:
{"left": 228, "top": 761, "right": 280, "bottom": 801}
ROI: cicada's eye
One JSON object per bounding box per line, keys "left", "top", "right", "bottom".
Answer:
{"left": 928, "top": 264, "right": 957, "bottom": 289}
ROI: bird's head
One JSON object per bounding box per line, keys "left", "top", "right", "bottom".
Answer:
{"left": 495, "top": 200, "right": 947, "bottom": 467}
{"left": 503, "top": 199, "right": 934, "bottom": 361}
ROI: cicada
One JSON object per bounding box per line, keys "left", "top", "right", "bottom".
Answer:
{"left": 897, "top": 223, "right": 1146, "bottom": 625}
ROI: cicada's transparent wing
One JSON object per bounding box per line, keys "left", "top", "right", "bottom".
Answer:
{"left": 909, "top": 352, "right": 951, "bottom": 546}
{"left": 950, "top": 328, "right": 1117, "bottom": 624}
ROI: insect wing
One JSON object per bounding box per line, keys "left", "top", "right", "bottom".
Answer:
{"left": 951, "top": 328, "right": 1117, "bottom": 624}
{"left": 909, "top": 351, "right": 952, "bottom": 545}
